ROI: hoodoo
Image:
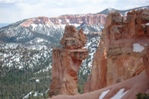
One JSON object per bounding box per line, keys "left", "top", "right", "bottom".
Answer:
{"left": 49, "top": 25, "right": 88, "bottom": 97}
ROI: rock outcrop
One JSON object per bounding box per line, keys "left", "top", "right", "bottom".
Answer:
{"left": 50, "top": 9, "right": 149, "bottom": 99}
{"left": 84, "top": 9, "right": 149, "bottom": 92}
{"left": 49, "top": 25, "right": 88, "bottom": 97}
{"left": 60, "top": 25, "right": 87, "bottom": 49}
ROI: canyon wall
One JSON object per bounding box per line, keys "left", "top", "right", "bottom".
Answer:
{"left": 21, "top": 14, "right": 106, "bottom": 27}
{"left": 84, "top": 9, "right": 149, "bottom": 92}
{"left": 50, "top": 14, "right": 106, "bottom": 25}
{"left": 49, "top": 25, "right": 88, "bottom": 97}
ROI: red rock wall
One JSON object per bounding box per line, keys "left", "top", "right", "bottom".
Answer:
{"left": 21, "top": 13, "right": 107, "bottom": 27}
{"left": 50, "top": 42, "right": 149, "bottom": 99}
{"left": 84, "top": 9, "right": 149, "bottom": 92}
{"left": 56, "top": 14, "right": 106, "bottom": 25}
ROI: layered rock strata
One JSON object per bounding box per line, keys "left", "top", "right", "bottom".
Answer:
{"left": 84, "top": 9, "right": 149, "bottom": 92}
{"left": 49, "top": 25, "right": 88, "bottom": 97}
{"left": 50, "top": 9, "right": 149, "bottom": 99}
{"left": 21, "top": 14, "right": 106, "bottom": 27}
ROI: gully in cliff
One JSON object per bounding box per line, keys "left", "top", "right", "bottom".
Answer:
{"left": 49, "top": 25, "right": 88, "bottom": 97}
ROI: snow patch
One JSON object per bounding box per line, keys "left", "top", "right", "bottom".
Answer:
{"left": 99, "top": 90, "right": 110, "bottom": 99}
{"left": 33, "top": 92, "right": 38, "bottom": 96}
{"left": 66, "top": 19, "right": 70, "bottom": 23}
{"left": 36, "top": 79, "right": 40, "bottom": 83}
{"left": 34, "top": 66, "right": 51, "bottom": 74}
{"left": 58, "top": 19, "right": 62, "bottom": 23}
{"left": 146, "top": 23, "right": 149, "bottom": 25}
{"left": 111, "top": 88, "right": 128, "bottom": 99}
{"left": 36, "top": 38, "right": 45, "bottom": 43}
{"left": 23, "top": 91, "right": 33, "bottom": 99}
{"left": 133, "top": 43, "right": 144, "bottom": 52}
{"left": 31, "top": 24, "right": 38, "bottom": 29}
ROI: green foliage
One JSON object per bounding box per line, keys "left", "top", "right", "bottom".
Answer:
{"left": 136, "top": 93, "right": 149, "bottom": 99}
{"left": 0, "top": 47, "right": 91, "bottom": 98}
{"left": 0, "top": 49, "right": 52, "bottom": 99}
{"left": 78, "top": 64, "right": 90, "bottom": 93}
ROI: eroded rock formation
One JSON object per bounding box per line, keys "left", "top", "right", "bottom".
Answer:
{"left": 49, "top": 8, "right": 149, "bottom": 99}
{"left": 60, "top": 25, "right": 87, "bottom": 49}
{"left": 84, "top": 9, "right": 149, "bottom": 92}
{"left": 49, "top": 25, "right": 88, "bottom": 97}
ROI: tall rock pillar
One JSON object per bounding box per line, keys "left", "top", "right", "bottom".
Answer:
{"left": 49, "top": 25, "right": 88, "bottom": 97}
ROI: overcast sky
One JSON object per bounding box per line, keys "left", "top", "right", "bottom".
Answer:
{"left": 0, "top": 0, "right": 149, "bottom": 23}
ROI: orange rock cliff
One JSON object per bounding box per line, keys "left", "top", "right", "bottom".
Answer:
{"left": 49, "top": 25, "right": 88, "bottom": 97}
{"left": 50, "top": 9, "right": 149, "bottom": 99}
{"left": 84, "top": 9, "right": 149, "bottom": 92}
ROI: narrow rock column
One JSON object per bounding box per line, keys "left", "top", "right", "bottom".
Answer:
{"left": 49, "top": 25, "right": 88, "bottom": 97}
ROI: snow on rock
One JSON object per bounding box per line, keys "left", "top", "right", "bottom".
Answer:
{"left": 111, "top": 88, "right": 129, "bottom": 99}
{"left": 98, "top": 88, "right": 129, "bottom": 99}
{"left": 133, "top": 43, "right": 145, "bottom": 52}
{"left": 31, "top": 24, "right": 38, "bottom": 29}
{"left": 58, "top": 19, "right": 62, "bottom": 23}
{"left": 23, "top": 91, "right": 44, "bottom": 98}
{"left": 66, "top": 19, "right": 70, "bottom": 23}
{"left": 33, "top": 92, "right": 38, "bottom": 97}
{"left": 99, "top": 90, "right": 110, "bottom": 99}
{"left": 36, "top": 79, "right": 40, "bottom": 83}
{"left": 34, "top": 66, "right": 51, "bottom": 74}
{"left": 146, "top": 23, "right": 149, "bottom": 25}
{"left": 23, "top": 91, "right": 33, "bottom": 99}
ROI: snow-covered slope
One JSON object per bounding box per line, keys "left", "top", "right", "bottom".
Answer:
{"left": 0, "top": 16, "right": 102, "bottom": 70}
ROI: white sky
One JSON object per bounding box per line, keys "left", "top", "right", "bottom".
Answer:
{"left": 0, "top": 0, "right": 149, "bottom": 23}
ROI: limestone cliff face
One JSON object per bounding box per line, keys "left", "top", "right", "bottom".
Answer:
{"left": 50, "top": 47, "right": 149, "bottom": 99}
{"left": 21, "top": 13, "right": 106, "bottom": 27}
{"left": 49, "top": 8, "right": 149, "bottom": 99}
{"left": 49, "top": 25, "right": 88, "bottom": 97}
{"left": 50, "top": 14, "right": 106, "bottom": 25}
{"left": 50, "top": 43, "right": 149, "bottom": 99}
{"left": 84, "top": 9, "right": 149, "bottom": 92}
{"left": 52, "top": 46, "right": 149, "bottom": 99}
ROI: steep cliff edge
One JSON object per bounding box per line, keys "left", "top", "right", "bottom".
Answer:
{"left": 49, "top": 25, "right": 88, "bottom": 97}
{"left": 84, "top": 9, "right": 149, "bottom": 92}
